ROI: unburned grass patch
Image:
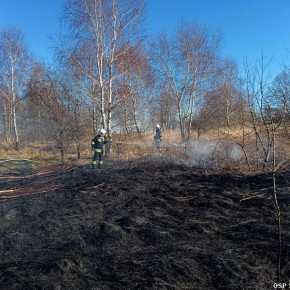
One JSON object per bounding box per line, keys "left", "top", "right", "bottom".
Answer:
{"left": 0, "top": 159, "right": 34, "bottom": 175}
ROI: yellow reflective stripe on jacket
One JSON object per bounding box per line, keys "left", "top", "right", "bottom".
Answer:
{"left": 95, "top": 149, "right": 102, "bottom": 153}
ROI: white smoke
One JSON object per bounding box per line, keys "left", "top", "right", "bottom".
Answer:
{"left": 188, "top": 139, "right": 244, "bottom": 167}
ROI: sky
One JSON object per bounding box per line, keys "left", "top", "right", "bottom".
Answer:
{"left": 146, "top": 0, "right": 290, "bottom": 77}
{"left": 0, "top": 0, "right": 290, "bottom": 77}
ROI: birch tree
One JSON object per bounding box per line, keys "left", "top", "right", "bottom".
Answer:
{"left": 0, "top": 27, "right": 33, "bottom": 149}
{"left": 114, "top": 43, "right": 153, "bottom": 135}
{"left": 61, "top": 0, "right": 145, "bottom": 137}
{"left": 152, "top": 21, "right": 222, "bottom": 141}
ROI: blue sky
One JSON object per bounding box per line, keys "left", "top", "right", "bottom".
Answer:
{"left": 0, "top": 0, "right": 62, "bottom": 64}
{"left": 146, "top": 0, "right": 290, "bottom": 77}
{"left": 0, "top": 0, "right": 289, "bottom": 77}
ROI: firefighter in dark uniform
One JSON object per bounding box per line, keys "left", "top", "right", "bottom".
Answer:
{"left": 154, "top": 124, "right": 163, "bottom": 150}
{"left": 91, "top": 129, "right": 110, "bottom": 168}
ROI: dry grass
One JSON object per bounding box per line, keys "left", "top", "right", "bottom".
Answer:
{"left": 2, "top": 127, "right": 290, "bottom": 175}
{"left": 0, "top": 132, "right": 188, "bottom": 175}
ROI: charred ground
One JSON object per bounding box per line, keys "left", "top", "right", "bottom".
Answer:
{"left": 0, "top": 159, "right": 290, "bottom": 289}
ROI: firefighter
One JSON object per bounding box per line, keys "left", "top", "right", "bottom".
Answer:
{"left": 91, "top": 129, "right": 110, "bottom": 168}
{"left": 154, "top": 124, "right": 163, "bottom": 150}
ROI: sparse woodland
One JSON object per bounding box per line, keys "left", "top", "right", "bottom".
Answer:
{"left": 0, "top": 0, "right": 289, "bottom": 171}
{"left": 1, "top": 0, "right": 290, "bottom": 289}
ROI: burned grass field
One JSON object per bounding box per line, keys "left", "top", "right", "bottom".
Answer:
{"left": 0, "top": 160, "right": 290, "bottom": 289}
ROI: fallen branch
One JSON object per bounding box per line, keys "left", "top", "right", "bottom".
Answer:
{"left": 240, "top": 194, "right": 269, "bottom": 202}
{"left": 0, "top": 190, "right": 14, "bottom": 193}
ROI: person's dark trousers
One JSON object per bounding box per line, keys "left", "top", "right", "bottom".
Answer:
{"left": 92, "top": 149, "right": 103, "bottom": 168}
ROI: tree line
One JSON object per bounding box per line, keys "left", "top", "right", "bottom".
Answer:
{"left": 1, "top": 0, "right": 290, "bottom": 169}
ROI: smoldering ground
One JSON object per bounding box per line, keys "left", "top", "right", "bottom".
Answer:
{"left": 0, "top": 158, "right": 290, "bottom": 289}
{"left": 115, "top": 138, "right": 244, "bottom": 168}
{"left": 188, "top": 139, "right": 244, "bottom": 167}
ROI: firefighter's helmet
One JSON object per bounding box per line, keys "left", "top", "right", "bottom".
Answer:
{"left": 98, "top": 129, "right": 106, "bottom": 135}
